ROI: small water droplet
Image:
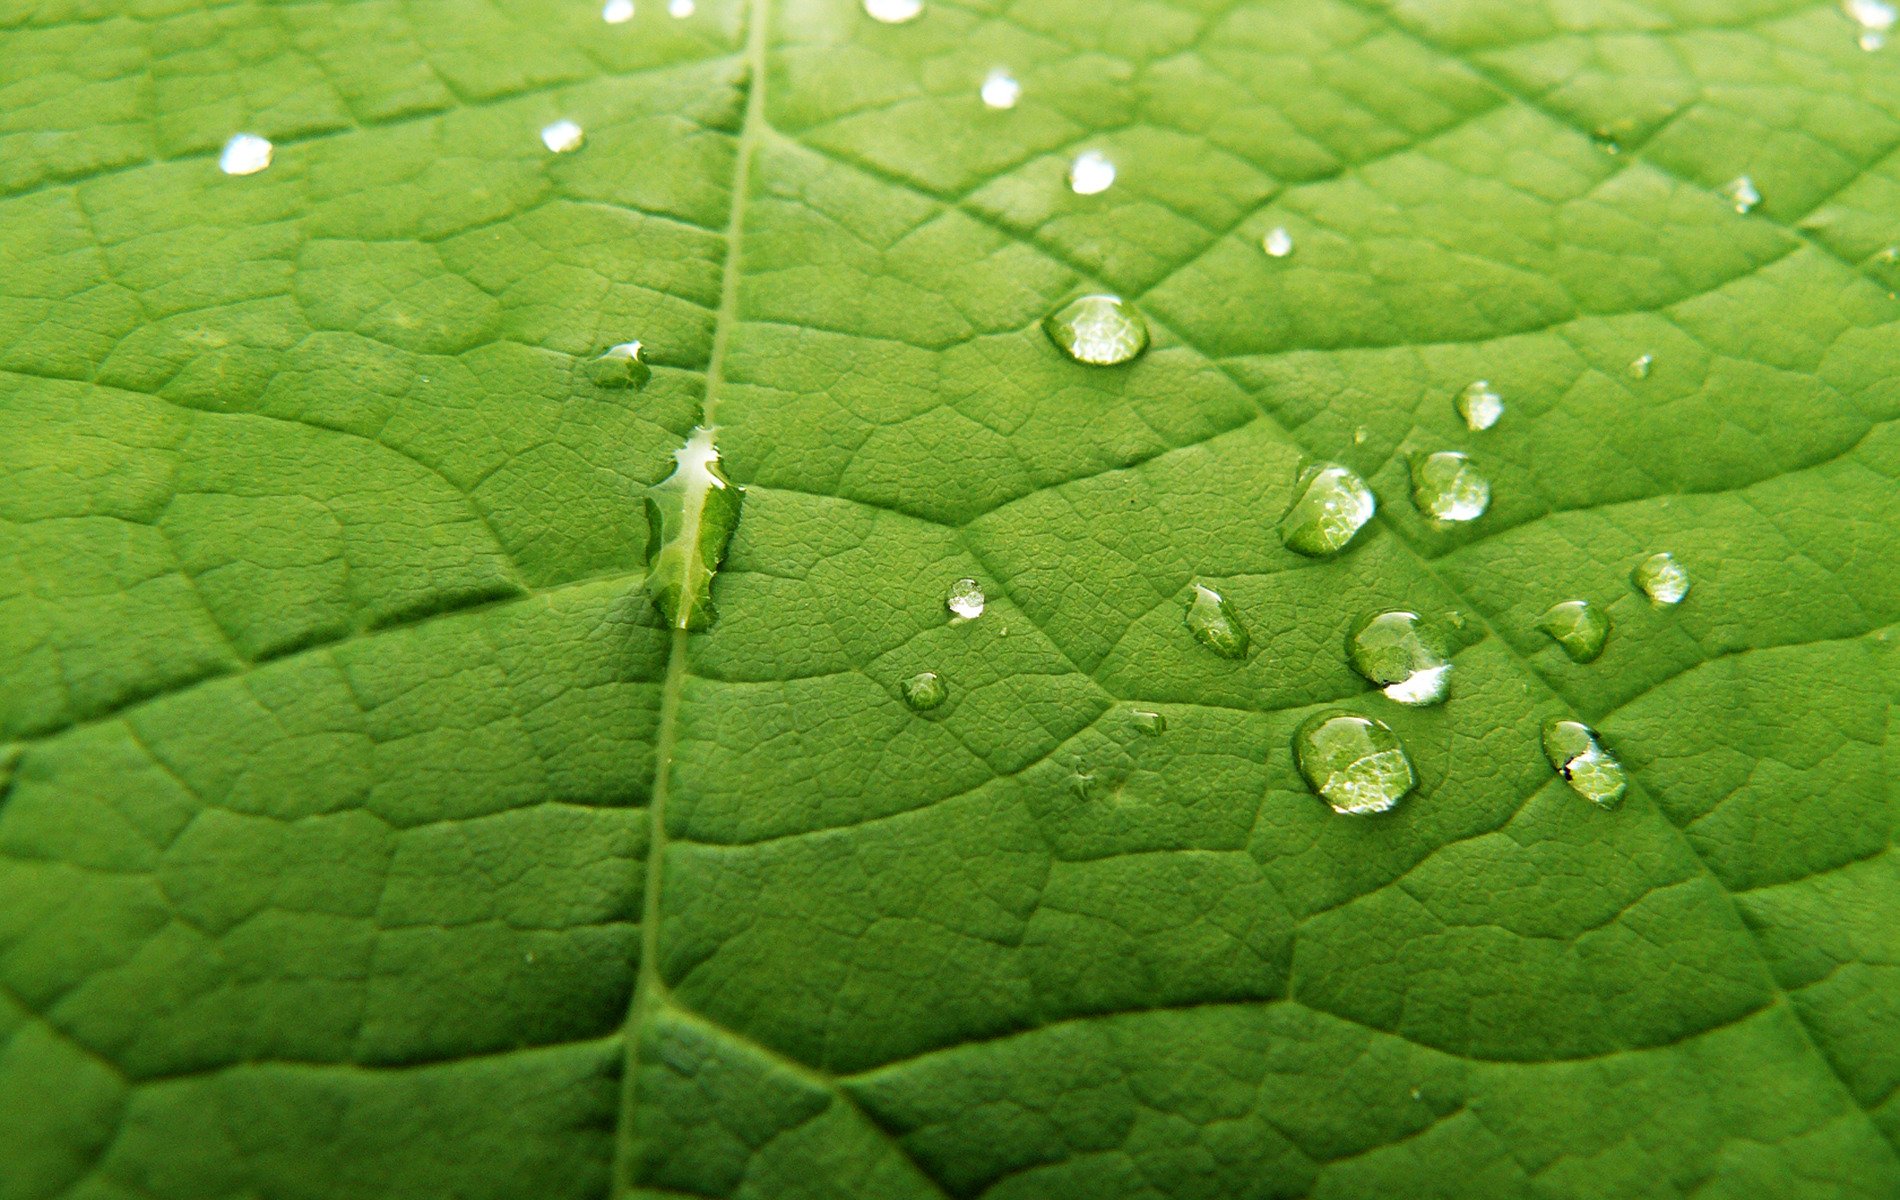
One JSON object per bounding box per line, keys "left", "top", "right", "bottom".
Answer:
{"left": 1068, "top": 766, "right": 1097, "bottom": 800}
{"left": 644, "top": 427, "right": 744, "bottom": 630}
{"left": 1542, "top": 719, "right": 1627, "bottom": 808}
{"left": 1184, "top": 582, "right": 1249, "bottom": 659}
{"left": 589, "top": 341, "right": 651, "bottom": 389}
{"left": 864, "top": 0, "right": 923, "bottom": 20}
{"left": 1721, "top": 175, "right": 1761, "bottom": 214}
{"left": 1131, "top": 709, "right": 1166, "bottom": 735}
{"left": 1628, "top": 353, "right": 1654, "bottom": 380}
{"left": 1069, "top": 150, "right": 1115, "bottom": 195}
{"left": 1410, "top": 1086, "right": 1424, "bottom": 1101}
{"left": 980, "top": 68, "right": 1020, "bottom": 109}
{"left": 1351, "top": 425, "right": 1370, "bottom": 445}
{"left": 1348, "top": 611, "right": 1451, "bottom": 706}
{"left": 1845, "top": 0, "right": 1896, "bottom": 48}
{"left": 1456, "top": 380, "right": 1503, "bottom": 431}
{"left": 219, "top": 133, "right": 273, "bottom": 176}
{"left": 1445, "top": 609, "right": 1468, "bottom": 630}
{"left": 541, "top": 119, "right": 585, "bottom": 153}
{"left": 1409, "top": 451, "right": 1490, "bottom": 524}
{"left": 668, "top": 0, "right": 694, "bottom": 16}
{"left": 1590, "top": 128, "right": 1622, "bottom": 155}
{"left": 900, "top": 670, "right": 947, "bottom": 712}
{"left": 1263, "top": 226, "right": 1294, "bottom": 258}
{"left": 1632, "top": 552, "right": 1690, "bottom": 605}
{"left": 1280, "top": 462, "right": 1375, "bottom": 556}
{"left": 1537, "top": 599, "right": 1610, "bottom": 663}
{"left": 1294, "top": 712, "right": 1416, "bottom": 815}
{"left": 603, "top": 0, "right": 635, "bottom": 21}
{"left": 946, "top": 577, "right": 985, "bottom": 620}
{"left": 1042, "top": 294, "right": 1148, "bottom": 365}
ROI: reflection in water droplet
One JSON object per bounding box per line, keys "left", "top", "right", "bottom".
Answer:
{"left": 1042, "top": 294, "right": 1148, "bottom": 365}
{"left": 1348, "top": 610, "right": 1451, "bottom": 706}
{"left": 1069, "top": 150, "right": 1115, "bottom": 195}
{"left": 1410, "top": 451, "right": 1489, "bottom": 523}
{"left": 1632, "top": 552, "right": 1690, "bottom": 605}
{"left": 1184, "top": 582, "right": 1249, "bottom": 659}
{"left": 1131, "top": 709, "right": 1166, "bottom": 735}
{"left": 946, "top": 577, "right": 985, "bottom": 620}
{"left": 644, "top": 427, "right": 744, "bottom": 630}
{"left": 1263, "top": 226, "right": 1294, "bottom": 258}
{"left": 1537, "top": 599, "right": 1610, "bottom": 663}
{"left": 669, "top": 0, "right": 694, "bottom": 16}
{"left": 219, "top": 133, "right": 273, "bottom": 176}
{"left": 1295, "top": 712, "right": 1416, "bottom": 815}
{"left": 1457, "top": 380, "right": 1503, "bottom": 431}
{"left": 1542, "top": 720, "right": 1628, "bottom": 808}
{"left": 541, "top": 119, "right": 584, "bottom": 153}
{"left": 1845, "top": 0, "right": 1896, "bottom": 48}
{"left": 603, "top": 0, "right": 635, "bottom": 21}
{"left": 1280, "top": 462, "right": 1375, "bottom": 556}
{"left": 1722, "top": 175, "right": 1761, "bottom": 213}
{"left": 1628, "top": 353, "right": 1654, "bottom": 379}
{"left": 589, "top": 341, "right": 651, "bottom": 389}
{"left": 864, "top": 0, "right": 923, "bottom": 20}
{"left": 981, "top": 68, "right": 1020, "bottom": 109}
{"left": 900, "top": 671, "right": 947, "bottom": 712}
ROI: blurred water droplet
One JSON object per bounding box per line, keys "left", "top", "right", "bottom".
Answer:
{"left": 1263, "top": 226, "right": 1294, "bottom": 258}
{"left": 1456, "top": 380, "right": 1503, "bottom": 431}
{"left": 541, "top": 119, "right": 584, "bottom": 153}
{"left": 1845, "top": 0, "right": 1895, "bottom": 47}
{"left": 1295, "top": 712, "right": 1416, "bottom": 815}
{"left": 219, "top": 133, "right": 273, "bottom": 176}
{"left": 900, "top": 671, "right": 947, "bottom": 712}
{"left": 1351, "top": 426, "right": 1369, "bottom": 445}
{"left": 1042, "top": 294, "right": 1148, "bottom": 365}
{"left": 1722, "top": 175, "right": 1761, "bottom": 213}
{"left": 865, "top": 0, "right": 923, "bottom": 20}
{"left": 1537, "top": 599, "right": 1610, "bottom": 663}
{"left": 1628, "top": 353, "right": 1654, "bottom": 379}
{"left": 1348, "top": 610, "right": 1451, "bottom": 706}
{"left": 1131, "top": 709, "right": 1166, "bottom": 735}
{"left": 980, "top": 68, "right": 1020, "bottom": 109}
{"left": 669, "top": 0, "right": 694, "bottom": 16}
{"left": 1069, "top": 150, "right": 1115, "bottom": 195}
{"left": 1280, "top": 462, "right": 1374, "bottom": 556}
{"left": 946, "top": 577, "right": 985, "bottom": 620}
{"left": 1184, "top": 582, "right": 1249, "bottom": 659}
{"left": 1632, "top": 552, "right": 1690, "bottom": 605}
{"left": 603, "top": 0, "right": 635, "bottom": 21}
{"left": 1590, "top": 128, "right": 1622, "bottom": 155}
{"left": 1542, "top": 720, "right": 1628, "bottom": 808}
{"left": 1409, "top": 451, "right": 1490, "bottom": 524}
{"left": 589, "top": 341, "right": 651, "bottom": 389}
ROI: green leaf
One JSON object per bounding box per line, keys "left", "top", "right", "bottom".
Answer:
{"left": 1, "top": 0, "right": 1897, "bottom": 1197}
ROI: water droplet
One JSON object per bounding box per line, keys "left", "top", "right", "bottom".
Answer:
{"left": 1351, "top": 425, "right": 1370, "bottom": 445}
{"left": 1590, "top": 128, "right": 1622, "bottom": 155}
{"left": 900, "top": 671, "right": 946, "bottom": 712}
{"left": 1348, "top": 610, "right": 1451, "bottom": 706}
{"left": 1845, "top": 0, "right": 1895, "bottom": 48}
{"left": 1069, "top": 150, "right": 1115, "bottom": 195}
{"left": 219, "top": 133, "right": 273, "bottom": 176}
{"left": 1445, "top": 609, "right": 1468, "bottom": 630}
{"left": 1131, "top": 709, "right": 1166, "bottom": 735}
{"left": 1721, "top": 175, "right": 1761, "bottom": 214}
{"left": 541, "top": 119, "right": 585, "bottom": 153}
{"left": 1042, "top": 294, "right": 1148, "bottom": 366}
{"left": 1294, "top": 712, "right": 1416, "bottom": 815}
{"left": 1628, "top": 353, "right": 1654, "bottom": 380}
{"left": 1456, "top": 380, "right": 1503, "bottom": 431}
{"left": 1542, "top": 720, "right": 1627, "bottom": 808}
{"left": 1184, "top": 582, "right": 1248, "bottom": 658}
{"left": 1263, "top": 226, "right": 1294, "bottom": 258}
{"left": 668, "top": 0, "right": 694, "bottom": 16}
{"left": 589, "top": 341, "right": 651, "bottom": 389}
{"left": 644, "top": 427, "right": 744, "bottom": 630}
{"left": 1632, "top": 552, "right": 1690, "bottom": 605}
{"left": 603, "top": 0, "right": 635, "bottom": 21}
{"left": 945, "top": 577, "right": 985, "bottom": 620}
{"left": 1068, "top": 765, "right": 1097, "bottom": 799}
{"left": 1279, "top": 462, "right": 1375, "bottom": 556}
{"left": 980, "top": 68, "right": 1020, "bottom": 109}
{"left": 864, "top": 0, "right": 923, "bottom": 20}
{"left": 1537, "top": 599, "right": 1610, "bottom": 663}
{"left": 1409, "top": 451, "right": 1490, "bottom": 524}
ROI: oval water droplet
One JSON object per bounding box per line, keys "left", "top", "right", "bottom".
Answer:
{"left": 1632, "top": 552, "right": 1690, "bottom": 605}
{"left": 1722, "top": 175, "right": 1761, "bottom": 213}
{"left": 1628, "top": 353, "right": 1654, "bottom": 379}
{"left": 541, "top": 119, "right": 585, "bottom": 153}
{"left": 1845, "top": 0, "right": 1895, "bottom": 48}
{"left": 864, "top": 0, "right": 923, "bottom": 21}
{"left": 1456, "top": 380, "right": 1503, "bottom": 431}
{"left": 589, "top": 341, "right": 651, "bottom": 389}
{"left": 1042, "top": 294, "right": 1148, "bottom": 365}
{"left": 603, "top": 0, "right": 635, "bottom": 21}
{"left": 1184, "top": 582, "right": 1249, "bottom": 658}
{"left": 945, "top": 577, "right": 985, "bottom": 620}
{"left": 1542, "top": 720, "right": 1627, "bottom": 808}
{"left": 1537, "top": 599, "right": 1610, "bottom": 663}
{"left": 900, "top": 671, "right": 947, "bottom": 712}
{"left": 1279, "top": 462, "right": 1375, "bottom": 556}
{"left": 980, "top": 68, "right": 1020, "bottom": 109}
{"left": 1131, "top": 709, "right": 1166, "bottom": 735}
{"left": 644, "top": 427, "right": 744, "bottom": 630}
{"left": 668, "top": 0, "right": 694, "bottom": 16}
{"left": 1409, "top": 451, "right": 1490, "bottom": 524}
{"left": 1069, "top": 150, "right": 1115, "bottom": 195}
{"left": 1294, "top": 712, "right": 1416, "bottom": 815}
{"left": 1348, "top": 610, "right": 1451, "bottom": 706}
{"left": 219, "top": 133, "right": 273, "bottom": 176}
{"left": 1263, "top": 226, "right": 1294, "bottom": 258}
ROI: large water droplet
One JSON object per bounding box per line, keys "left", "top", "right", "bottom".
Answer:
{"left": 219, "top": 133, "right": 273, "bottom": 176}
{"left": 1537, "top": 599, "right": 1610, "bottom": 663}
{"left": 1632, "top": 552, "right": 1690, "bottom": 605}
{"left": 589, "top": 341, "right": 651, "bottom": 389}
{"left": 1280, "top": 462, "right": 1375, "bottom": 556}
{"left": 900, "top": 670, "right": 947, "bottom": 712}
{"left": 1131, "top": 709, "right": 1166, "bottom": 735}
{"left": 668, "top": 0, "right": 694, "bottom": 16}
{"left": 1348, "top": 610, "right": 1451, "bottom": 706}
{"left": 945, "top": 577, "right": 985, "bottom": 620}
{"left": 1263, "top": 226, "right": 1294, "bottom": 258}
{"left": 1042, "top": 294, "right": 1148, "bottom": 365}
{"left": 1722, "top": 175, "right": 1761, "bottom": 214}
{"left": 603, "top": 0, "right": 635, "bottom": 21}
{"left": 1409, "top": 451, "right": 1490, "bottom": 524}
{"left": 644, "top": 427, "right": 744, "bottom": 630}
{"left": 1184, "top": 582, "right": 1249, "bottom": 659}
{"left": 1456, "top": 380, "right": 1503, "bottom": 431}
{"left": 864, "top": 0, "right": 923, "bottom": 21}
{"left": 541, "top": 119, "right": 585, "bottom": 153}
{"left": 1542, "top": 720, "right": 1627, "bottom": 808}
{"left": 1845, "top": 0, "right": 1895, "bottom": 48}
{"left": 1069, "top": 150, "right": 1115, "bottom": 195}
{"left": 1294, "top": 712, "right": 1416, "bottom": 815}
{"left": 980, "top": 68, "right": 1020, "bottom": 109}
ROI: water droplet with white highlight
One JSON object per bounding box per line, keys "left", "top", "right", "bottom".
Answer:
{"left": 1069, "top": 150, "right": 1115, "bottom": 195}
{"left": 864, "top": 0, "right": 923, "bottom": 22}
{"left": 1263, "top": 227, "right": 1294, "bottom": 258}
{"left": 980, "top": 69, "right": 1020, "bottom": 110}
{"left": 541, "top": 120, "right": 584, "bottom": 153}
{"left": 1722, "top": 175, "right": 1761, "bottom": 214}
{"left": 219, "top": 133, "right": 273, "bottom": 176}
{"left": 603, "top": 0, "right": 634, "bottom": 21}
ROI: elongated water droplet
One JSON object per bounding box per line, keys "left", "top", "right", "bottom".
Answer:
{"left": 900, "top": 670, "right": 946, "bottom": 712}
{"left": 1632, "top": 552, "right": 1690, "bottom": 605}
{"left": 1263, "top": 226, "right": 1294, "bottom": 258}
{"left": 1542, "top": 720, "right": 1627, "bottom": 808}
{"left": 1131, "top": 709, "right": 1166, "bottom": 735}
{"left": 980, "top": 68, "right": 1020, "bottom": 109}
{"left": 541, "top": 119, "right": 584, "bottom": 153}
{"left": 1069, "top": 150, "right": 1115, "bottom": 195}
{"left": 1537, "top": 599, "right": 1610, "bottom": 663}
{"left": 1409, "top": 451, "right": 1490, "bottom": 524}
{"left": 1628, "top": 353, "right": 1654, "bottom": 379}
{"left": 219, "top": 133, "right": 273, "bottom": 176}
{"left": 1280, "top": 462, "right": 1374, "bottom": 556}
{"left": 1722, "top": 175, "right": 1760, "bottom": 213}
{"left": 1845, "top": 0, "right": 1895, "bottom": 48}
{"left": 1348, "top": 611, "right": 1451, "bottom": 706}
{"left": 603, "top": 0, "right": 635, "bottom": 21}
{"left": 589, "top": 341, "right": 651, "bottom": 389}
{"left": 1456, "top": 380, "right": 1503, "bottom": 431}
{"left": 1042, "top": 294, "right": 1148, "bottom": 365}
{"left": 1294, "top": 712, "right": 1416, "bottom": 815}
{"left": 644, "top": 427, "right": 744, "bottom": 630}
{"left": 1184, "top": 582, "right": 1249, "bottom": 658}
{"left": 945, "top": 577, "right": 985, "bottom": 619}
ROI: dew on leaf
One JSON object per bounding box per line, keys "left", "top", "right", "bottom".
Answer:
{"left": 1537, "top": 599, "right": 1610, "bottom": 663}
{"left": 1844, "top": 0, "right": 1895, "bottom": 48}
{"left": 1409, "top": 451, "right": 1489, "bottom": 523}
{"left": 1042, "top": 294, "right": 1148, "bottom": 365}
{"left": 1280, "top": 462, "right": 1374, "bottom": 556}
{"left": 603, "top": 0, "right": 634, "bottom": 21}
{"left": 1456, "top": 380, "right": 1503, "bottom": 431}
{"left": 1069, "top": 150, "right": 1115, "bottom": 195}
{"left": 669, "top": 0, "right": 694, "bottom": 16}
{"left": 541, "top": 119, "right": 584, "bottom": 153}
{"left": 946, "top": 577, "right": 985, "bottom": 619}
{"left": 1542, "top": 719, "right": 1628, "bottom": 808}
{"left": 1351, "top": 425, "right": 1369, "bottom": 445}
{"left": 644, "top": 426, "right": 744, "bottom": 630}
{"left": 1628, "top": 353, "right": 1654, "bottom": 379}
{"left": 1184, "top": 582, "right": 1249, "bottom": 659}
{"left": 1722, "top": 175, "right": 1761, "bottom": 213}
{"left": 864, "top": 0, "right": 923, "bottom": 21}
{"left": 219, "top": 133, "right": 273, "bottom": 176}
{"left": 1294, "top": 711, "right": 1416, "bottom": 815}
{"left": 1590, "top": 128, "right": 1622, "bottom": 155}
{"left": 900, "top": 670, "right": 946, "bottom": 712}
{"left": 589, "top": 341, "right": 651, "bottom": 389}
{"left": 980, "top": 68, "right": 1020, "bottom": 109}
{"left": 1348, "top": 610, "right": 1451, "bottom": 706}
{"left": 1131, "top": 709, "right": 1166, "bottom": 735}
{"left": 1263, "top": 226, "right": 1294, "bottom": 258}
{"left": 1632, "top": 552, "right": 1690, "bottom": 605}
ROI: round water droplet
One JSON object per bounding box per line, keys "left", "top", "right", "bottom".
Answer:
{"left": 1722, "top": 175, "right": 1761, "bottom": 213}
{"left": 1069, "top": 150, "right": 1115, "bottom": 195}
{"left": 668, "top": 0, "right": 694, "bottom": 16}
{"left": 1348, "top": 610, "right": 1451, "bottom": 706}
{"left": 1042, "top": 294, "right": 1148, "bottom": 366}
{"left": 541, "top": 119, "right": 585, "bottom": 153}
{"left": 219, "top": 133, "right": 273, "bottom": 176}
{"left": 900, "top": 671, "right": 947, "bottom": 712}
{"left": 589, "top": 341, "right": 651, "bottom": 389}
{"left": 1263, "top": 226, "right": 1294, "bottom": 258}
{"left": 1632, "top": 552, "right": 1690, "bottom": 605}
{"left": 1456, "top": 380, "right": 1503, "bottom": 431}
{"left": 1409, "top": 451, "right": 1490, "bottom": 524}
{"left": 1294, "top": 711, "right": 1416, "bottom": 815}
{"left": 1131, "top": 709, "right": 1166, "bottom": 735}
{"left": 603, "top": 0, "right": 635, "bottom": 21}
{"left": 980, "top": 68, "right": 1020, "bottom": 109}
{"left": 1279, "top": 462, "right": 1375, "bottom": 556}
{"left": 1628, "top": 353, "right": 1654, "bottom": 379}
{"left": 1184, "top": 582, "right": 1249, "bottom": 659}
{"left": 1542, "top": 719, "right": 1627, "bottom": 808}
{"left": 1537, "top": 599, "right": 1610, "bottom": 663}
{"left": 945, "top": 577, "right": 985, "bottom": 620}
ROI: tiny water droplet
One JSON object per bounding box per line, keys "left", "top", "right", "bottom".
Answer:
{"left": 945, "top": 577, "right": 985, "bottom": 620}
{"left": 1590, "top": 128, "right": 1622, "bottom": 155}
{"left": 1845, "top": 0, "right": 1896, "bottom": 48}
{"left": 1411, "top": 1087, "right": 1424, "bottom": 1101}
{"left": 668, "top": 0, "right": 694, "bottom": 16}
{"left": 1542, "top": 719, "right": 1627, "bottom": 808}
{"left": 1632, "top": 552, "right": 1690, "bottom": 605}
{"left": 1537, "top": 599, "right": 1610, "bottom": 663}
{"left": 980, "top": 68, "right": 1020, "bottom": 109}
{"left": 1184, "top": 582, "right": 1249, "bottom": 659}
{"left": 1456, "top": 380, "right": 1503, "bottom": 431}
{"left": 1131, "top": 709, "right": 1166, "bottom": 735}
{"left": 1042, "top": 294, "right": 1148, "bottom": 365}
{"left": 603, "top": 0, "right": 635, "bottom": 21}
{"left": 1294, "top": 712, "right": 1416, "bottom": 815}
{"left": 589, "top": 341, "right": 651, "bottom": 389}
{"left": 900, "top": 671, "right": 947, "bottom": 712}
{"left": 1263, "top": 226, "right": 1294, "bottom": 258}
{"left": 864, "top": 0, "right": 923, "bottom": 21}
{"left": 1348, "top": 610, "right": 1451, "bottom": 706}
{"left": 1445, "top": 609, "right": 1468, "bottom": 629}
{"left": 541, "top": 119, "right": 585, "bottom": 153}
{"left": 1628, "top": 353, "right": 1654, "bottom": 379}
{"left": 1069, "top": 150, "right": 1115, "bottom": 195}
{"left": 219, "top": 133, "right": 273, "bottom": 176}
{"left": 1721, "top": 175, "right": 1761, "bottom": 214}
{"left": 1409, "top": 451, "right": 1490, "bottom": 523}
{"left": 1280, "top": 462, "right": 1375, "bottom": 556}
{"left": 1351, "top": 425, "right": 1370, "bottom": 445}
